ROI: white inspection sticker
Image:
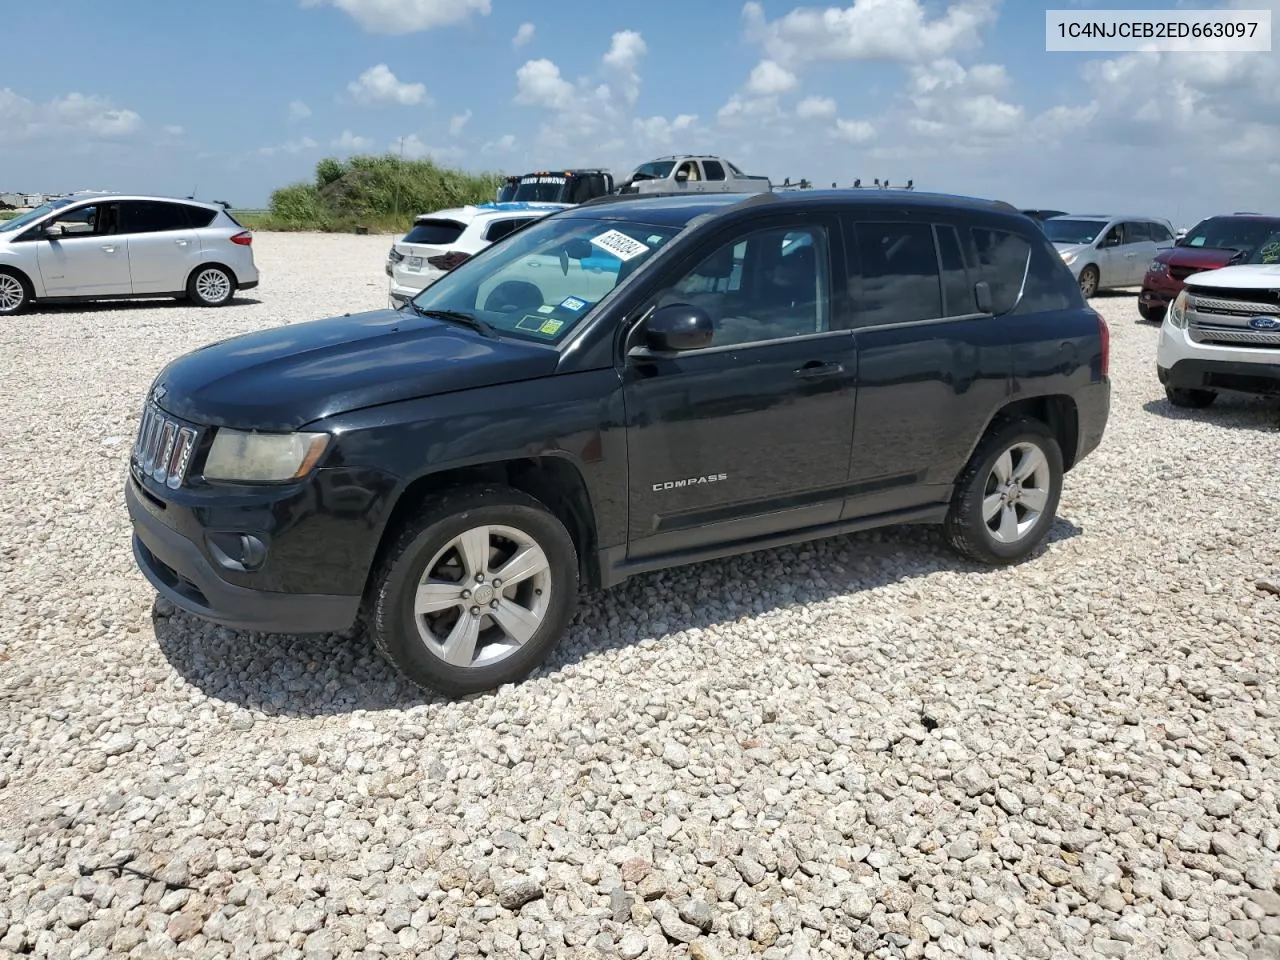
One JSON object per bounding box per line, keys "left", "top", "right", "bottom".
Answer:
{"left": 590, "top": 229, "right": 649, "bottom": 261}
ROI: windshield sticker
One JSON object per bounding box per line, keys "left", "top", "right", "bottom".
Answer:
{"left": 537, "top": 304, "right": 556, "bottom": 314}
{"left": 559, "top": 296, "right": 586, "bottom": 312}
{"left": 539, "top": 319, "right": 564, "bottom": 335}
{"left": 646, "top": 235, "right": 665, "bottom": 245}
{"left": 515, "top": 314, "right": 547, "bottom": 332}
{"left": 591, "top": 229, "right": 650, "bottom": 262}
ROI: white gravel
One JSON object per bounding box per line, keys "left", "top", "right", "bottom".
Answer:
{"left": 1, "top": 233, "right": 1279, "bottom": 960}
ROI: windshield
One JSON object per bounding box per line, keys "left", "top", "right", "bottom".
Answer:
{"left": 630, "top": 161, "right": 675, "bottom": 181}
{"left": 496, "top": 181, "right": 518, "bottom": 203}
{"left": 1179, "top": 216, "right": 1280, "bottom": 256}
{"left": 1244, "top": 231, "right": 1280, "bottom": 265}
{"left": 512, "top": 176, "right": 569, "bottom": 204}
{"left": 1041, "top": 219, "right": 1109, "bottom": 245}
{"left": 409, "top": 214, "right": 681, "bottom": 342}
{"left": 0, "top": 197, "right": 74, "bottom": 232}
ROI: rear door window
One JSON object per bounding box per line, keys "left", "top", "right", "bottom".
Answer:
{"left": 850, "top": 220, "right": 943, "bottom": 326}
{"left": 702, "top": 160, "right": 726, "bottom": 181}
{"left": 404, "top": 219, "right": 466, "bottom": 245}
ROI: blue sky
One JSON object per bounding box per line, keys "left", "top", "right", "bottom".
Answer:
{"left": 1, "top": 0, "right": 1277, "bottom": 225}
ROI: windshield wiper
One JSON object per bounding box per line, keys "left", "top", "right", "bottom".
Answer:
{"left": 407, "top": 303, "right": 497, "bottom": 339}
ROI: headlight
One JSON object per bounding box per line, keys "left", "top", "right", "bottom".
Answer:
{"left": 203, "top": 429, "right": 330, "bottom": 483}
{"left": 1149, "top": 260, "right": 1167, "bottom": 274}
{"left": 1061, "top": 251, "right": 1077, "bottom": 266}
{"left": 1169, "top": 289, "right": 1189, "bottom": 329}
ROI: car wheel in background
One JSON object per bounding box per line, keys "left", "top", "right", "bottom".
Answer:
{"left": 187, "top": 265, "right": 236, "bottom": 307}
{"left": 1137, "top": 302, "right": 1165, "bottom": 323}
{"left": 0, "top": 269, "right": 32, "bottom": 316}
{"left": 369, "top": 485, "right": 580, "bottom": 698}
{"left": 1078, "top": 265, "right": 1099, "bottom": 298}
{"left": 1165, "top": 386, "right": 1216, "bottom": 409}
{"left": 943, "top": 417, "right": 1064, "bottom": 566}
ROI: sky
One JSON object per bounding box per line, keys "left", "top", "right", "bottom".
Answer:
{"left": 1, "top": 0, "right": 1277, "bottom": 226}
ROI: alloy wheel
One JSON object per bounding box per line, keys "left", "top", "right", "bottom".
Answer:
{"left": 982, "top": 441, "right": 1052, "bottom": 544}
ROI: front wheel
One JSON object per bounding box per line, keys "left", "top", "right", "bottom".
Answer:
{"left": 368, "top": 485, "right": 580, "bottom": 697}
{"left": 1078, "top": 265, "right": 1099, "bottom": 298}
{"left": 944, "top": 418, "right": 1064, "bottom": 566}
{"left": 187, "top": 266, "right": 235, "bottom": 307}
{"left": 1165, "top": 386, "right": 1216, "bottom": 408}
{"left": 0, "top": 269, "right": 31, "bottom": 316}
{"left": 1137, "top": 302, "right": 1165, "bottom": 323}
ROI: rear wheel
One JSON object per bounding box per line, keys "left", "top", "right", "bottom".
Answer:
{"left": 944, "top": 418, "right": 1064, "bottom": 566}
{"left": 0, "top": 269, "right": 31, "bottom": 316}
{"left": 369, "top": 485, "right": 580, "bottom": 697}
{"left": 1165, "top": 386, "right": 1216, "bottom": 408}
{"left": 187, "top": 265, "right": 235, "bottom": 306}
{"left": 1137, "top": 302, "right": 1165, "bottom": 323}
{"left": 1078, "top": 265, "right": 1099, "bottom": 298}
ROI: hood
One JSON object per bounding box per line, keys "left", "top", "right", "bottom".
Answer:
{"left": 152, "top": 309, "right": 560, "bottom": 431}
{"left": 1052, "top": 242, "right": 1089, "bottom": 257}
{"left": 1157, "top": 246, "right": 1239, "bottom": 269}
{"left": 1183, "top": 264, "right": 1280, "bottom": 291}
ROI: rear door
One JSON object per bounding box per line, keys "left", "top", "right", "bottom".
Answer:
{"left": 841, "top": 213, "right": 1012, "bottom": 517}
{"left": 119, "top": 200, "right": 201, "bottom": 293}
{"left": 1093, "top": 222, "right": 1128, "bottom": 288}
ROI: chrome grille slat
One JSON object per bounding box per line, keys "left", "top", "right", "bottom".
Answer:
{"left": 1188, "top": 325, "right": 1280, "bottom": 348}
{"left": 1187, "top": 294, "right": 1280, "bottom": 317}
{"left": 131, "top": 401, "right": 200, "bottom": 488}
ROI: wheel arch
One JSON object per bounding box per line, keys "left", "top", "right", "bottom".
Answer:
{"left": 0, "top": 263, "right": 36, "bottom": 299}
{"left": 966, "top": 394, "right": 1081, "bottom": 475}
{"left": 187, "top": 261, "right": 240, "bottom": 287}
{"left": 363, "top": 454, "right": 600, "bottom": 604}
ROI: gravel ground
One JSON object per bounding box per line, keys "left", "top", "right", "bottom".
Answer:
{"left": 1, "top": 232, "right": 1279, "bottom": 960}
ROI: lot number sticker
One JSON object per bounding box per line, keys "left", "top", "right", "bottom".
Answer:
{"left": 590, "top": 229, "right": 649, "bottom": 262}
{"left": 559, "top": 296, "right": 586, "bottom": 312}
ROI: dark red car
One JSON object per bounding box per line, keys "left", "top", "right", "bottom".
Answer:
{"left": 1139, "top": 213, "right": 1280, "bottom": 322}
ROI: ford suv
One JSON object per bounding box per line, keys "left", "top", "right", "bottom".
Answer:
{"left": 125, "top": 190, "right": 1110, "bottom": 697}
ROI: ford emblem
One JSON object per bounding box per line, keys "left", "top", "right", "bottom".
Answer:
{"left": 1248, "top": 316, "right": 1280, "bottom": 331}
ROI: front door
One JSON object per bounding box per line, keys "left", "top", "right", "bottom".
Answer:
{"left": 118, "top": 200, "right": 200, "bottom": 294}
{"left": 1118, "top": 220, "right": 1156, "bottom": 285}
{"left": 621, "top": 216, "right": 857, "bottom": 558}
{"left": 33, "top": 202, "right": 131, "bottom": 297}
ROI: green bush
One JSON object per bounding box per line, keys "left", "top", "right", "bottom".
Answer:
{"left": 263, "top": 154, "right": 504, "bottom": 233}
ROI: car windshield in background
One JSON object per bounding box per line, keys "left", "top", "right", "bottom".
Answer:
{"left": 1041, "top": 219, "right": 1109, "bottom": 245}
{"left": 1244, "top": 231, "right": 1280, "bottom": 265}
{"left": 409, "top": 215, "right": 680, "bottom": 342}
{"left": 0, "top": 197, "right": 74, "bottom": 232}
{"left": 631, "top": 161, "right": 676, "bottom": 181}
{"left": 1180, "top": 217, "right": 1280, "bottom": 255}
{"left": 512, "top": 177, "right": 569, "bottom": 203}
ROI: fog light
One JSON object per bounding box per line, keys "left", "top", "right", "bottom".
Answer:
{"left": 207, "top": 532, "right": 268, "bottom": 572}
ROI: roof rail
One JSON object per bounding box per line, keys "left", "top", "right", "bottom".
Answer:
{"left": 575, "top": 191, "right": 720, "bottom": 207}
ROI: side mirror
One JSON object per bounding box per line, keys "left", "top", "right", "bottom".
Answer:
{"left": 632, "top": 303, "right": 713, "bottom": 355}
{"left": 43, "top": 224, "right": 64, "bottom": 239}
{"left": 974, "top": 281, "right": 993, "bottom": 314}
{"left": 674, "top": 168, "right": 689, "bottom": 183}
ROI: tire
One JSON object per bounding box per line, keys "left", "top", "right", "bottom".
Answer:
{"left": 1137, "top": 302, "right": 1165, "bottom": 323}
{"left": 0, "top": 268, "right": 32, "bottom": 316}
{"left": 943, "top": 417, "right": 1064, "bottom": 566}
{"left": 1078, "top": 265, "right": 1099, "bottom": 298}
{"left": 1165, "top": 386, "right": 1216, "bottom": 408}
{"left": 368, "top": 484, "right": 580, "bottom": 697}
{"left": 187, "top": 265, "right": 236, "bottom": 307}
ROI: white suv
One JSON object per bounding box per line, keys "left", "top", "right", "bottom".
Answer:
{"left": 0, "top": 193, "right": 258, "bottom": 315}
{"left": 1157, "top": 238, "right": 1280, "bottom": 407}
{"left": 386, "top": 201, "right": 567, "bottom": 305}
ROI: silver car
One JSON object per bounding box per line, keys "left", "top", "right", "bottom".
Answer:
{"left": 1040, "top": 214, "right": 1175, "bottom": 297}
{"left": 0, "top": 193, "right": 259, "bottom": 315}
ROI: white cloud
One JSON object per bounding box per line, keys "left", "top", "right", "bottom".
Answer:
{"left": 449, "top": 109, "right": 472, "bottom": 136}
{"left": 512, "top": 22, "right": 535, "bottom": 47}
{"left": 0, "top": 88, "right": 146, "bottom": 142}
{"left": 394, "top": 135, "right": 465, "bottom": 164}
{"left": 514, "top": 59, "right": 577, "bottom": 111}
{"left": 300, "top": 0, "right": 490, "bottom": 35}
{"left": 346, "top": 64, "right": 429, "bottom": 107}
{"left": 742, "top": 0, "right": 998, "bottom": 67}
{"left": 632, "top": 113, "right": 698, "bottom": 147}
{"left": 602, "top": 30, "right": 648, "bottom": 105}
{"left": 482, "top": 133, "right": 517, "bottom": 153}
{"left": 832, "top": 118, "right": 876, "bottom": 142}
{"left": 795, "top": 95, "right": 836, "bottom": 119}
{"left": 162, "top": 124, "right": 185, "bottom": 137}
{"left": 258, "top": 136, "right": 319, "bottom": 156}
{"left": 332, "top": 130, "right": 374, "bottom": 150}
{"left": 745, "top": 60, "right": 798, "bottom": 97}
{"left": 288, "top": 100, "right": 312, "bottom": 123}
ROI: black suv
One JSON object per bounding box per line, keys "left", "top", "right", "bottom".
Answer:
{"left": 125, "top": 191, "right": 1110, "bottom": 696}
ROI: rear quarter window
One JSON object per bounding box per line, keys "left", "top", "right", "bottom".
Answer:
{"left": 970, "top": 227, "right": 1031, "bottom": 315}
{"left": 404, "top": 219, "right": 466, "bottom": 245}
{"left": 185, "top": 205, "right": 218, "bottom": 228}
{"left": 1016, "top": 234, "right": 1084, "bottom": 314}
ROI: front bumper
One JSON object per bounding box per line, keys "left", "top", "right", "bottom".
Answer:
{"left": 126, "top": 477, "right": 360, "bottom": 634}
{"left": 1139, "top": 276, "right": 1178, "bottom": 308}
{"left": 1156, "top": 321, "right": 1280, "bottom": 395}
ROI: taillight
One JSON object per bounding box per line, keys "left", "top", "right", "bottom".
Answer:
{"left": 1096, "top": 309, "right": 1110, "bottom": 378}
{"left": 230, "top": 231, "right": 253, "bottom": 246}
{"left": 427, "top": 251, "right": 471, "bottom": 271}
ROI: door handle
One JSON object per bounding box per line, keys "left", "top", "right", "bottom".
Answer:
{"left": 175, "top": 239, "right": 188, "bottom": 246}
{"left": 794, "top": 360, "right": 844, "bottom": 379}
{"left": 101, "top": 245, "right": 116, "bottom": 253}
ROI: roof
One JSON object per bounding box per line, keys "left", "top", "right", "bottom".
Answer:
{"left": 46, "top": 191, "right": 227, "bottom": 211}
{"left": 1049, "top": 213, "right": 1172, "bottom": 222}
{"left": 564, "top": 188, "right": 1024, "bottom": 228}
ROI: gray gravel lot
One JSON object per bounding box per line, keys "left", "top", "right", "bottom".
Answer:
{"left": 1, "top": 232, "right": 1279, "bottom": 960}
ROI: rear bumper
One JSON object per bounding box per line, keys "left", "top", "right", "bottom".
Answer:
{"left": 1072, "top": 379, "right": 1111, "bottom": 467}
{"left": 126, "top": 477, "right": 360, "bottom": 634}
{"left": 239, "top": 280, "right": 259, "bottom": 291}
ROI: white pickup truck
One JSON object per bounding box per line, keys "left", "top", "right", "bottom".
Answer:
{"left": 616, "top": 155, "right": 772, "bottom": 195}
